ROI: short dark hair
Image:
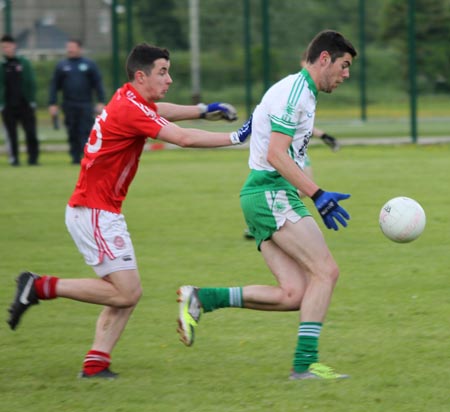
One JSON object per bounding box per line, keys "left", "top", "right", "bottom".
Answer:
{"left": 126, "top": 43, "right": 170, "bottom": 81}
{"left": 305, "top": 30, "right": 357, "bottom": 63}
{"left": 1, "top": 34, "right": 15, "bottom": 43}
{"left": 67, "top": 38, "right": 82, "bottom": 47}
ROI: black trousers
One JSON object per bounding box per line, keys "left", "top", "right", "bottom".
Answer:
{"left": 63, "top": 103, "right": 94, "bottom": 164}
{"left": 1, "top": 103, "right": 39, "bottom": 165}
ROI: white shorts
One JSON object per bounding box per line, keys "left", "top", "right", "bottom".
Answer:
{"left": 65, "top": 205, "right": 138, "bottom": 277}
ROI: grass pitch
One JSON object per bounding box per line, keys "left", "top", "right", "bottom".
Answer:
{"left": 1, "top": 145, "right": 449, "bottom": 412}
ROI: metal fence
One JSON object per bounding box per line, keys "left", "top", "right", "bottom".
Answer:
{"left": 1, "top": 0, "right": 449, "bottom": 141}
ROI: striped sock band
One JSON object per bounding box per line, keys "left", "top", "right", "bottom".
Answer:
{"left": 83, "top": 350, "right": 111, "bottom": 376}
{"left": 293, "top": 322, "right": 323, "bottom": 373}
{"left": 229, "top": 287, "right": 243, "bottom": 307}
{"left": 35, "top": 275, "right": 59, "bottom": 300}
{"left": 298, "top": 322, "right": 322, "bottom": 338}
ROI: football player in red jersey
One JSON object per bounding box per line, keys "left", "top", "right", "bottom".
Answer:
{"left": 7, "top": 43, "right": 252, "bottom": 379}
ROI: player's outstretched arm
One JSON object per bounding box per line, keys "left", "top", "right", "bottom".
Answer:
{"left": 156, "top": 103, "right": 200, "bottom": 121}
{"left": 156, "top": 102, "right": 237, "bottom": 122}
{"left": 157, "top": 115, "right": 251, "bottom": 148}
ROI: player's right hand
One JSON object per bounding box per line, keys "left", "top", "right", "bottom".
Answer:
{"left": 199, "top": 102, "right": 238, "bottom": 121}
{"left": 312, "top": 189, "right": 350, "bottom": 230}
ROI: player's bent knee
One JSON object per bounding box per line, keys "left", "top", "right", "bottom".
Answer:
{"left": 128, "top": 286, "right": 143, "bottom": 307}
{"left": 322, "top": 262, "right": 340, "bottom": 284}
{"left": 118, "top": 286, "right": 142, "bottom": 308}
{"left": 281, "top": 287, "right": 304, "bottom": 310}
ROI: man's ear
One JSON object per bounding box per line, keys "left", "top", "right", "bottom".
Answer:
{"left": 135, "top": 71, "right": 146, "bottom": 84}
{"left": 319, "top": 51, "right": 331, "bottom": 66}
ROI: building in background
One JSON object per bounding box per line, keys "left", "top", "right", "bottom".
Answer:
{"left": 0, "top": 0, "right": 112, "bottom": 60}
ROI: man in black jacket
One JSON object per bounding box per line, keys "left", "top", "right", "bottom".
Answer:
{"left": 48, "top": 39, "right": 105, "bottom": 164}
{"left": 0, "top": 34, "right": 39, "bottom": 166}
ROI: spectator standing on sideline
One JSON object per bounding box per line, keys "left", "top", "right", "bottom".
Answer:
{"left": 177, "top": 30, "right": 357, "bottom": 380}
{"left": 0, "top": 34, "right": 39, "bottom": 166}
{"left": 48, "top": 39, "right": 105, "bottom": 164}
{"left": 7, "top": 43, "right": 251, "bottom": 379}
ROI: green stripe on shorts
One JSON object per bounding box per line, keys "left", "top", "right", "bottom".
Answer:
{"left": 240, "top": 189, "right": 311, "bottom": 250}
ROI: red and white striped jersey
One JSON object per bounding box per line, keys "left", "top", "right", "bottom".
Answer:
{"left": 68, "top": 83, "right": 169, "bottom": 213}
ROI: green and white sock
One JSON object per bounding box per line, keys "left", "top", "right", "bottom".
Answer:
{"left": 197, "top": 287, "right": 243, "bottom": 312}
{"left": 293, "top": 322, "right": 322, "bottom": 373}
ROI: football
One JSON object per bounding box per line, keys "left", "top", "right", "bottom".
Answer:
{"left": 379, "top": 197, "right": 426, "bottom": 243}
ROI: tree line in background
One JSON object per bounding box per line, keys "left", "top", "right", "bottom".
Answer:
{"left": 31, "top": 0, "right": 450, "bottom": 107}
{"left": 131, "top": 0, "right": 450, "bottom": 92}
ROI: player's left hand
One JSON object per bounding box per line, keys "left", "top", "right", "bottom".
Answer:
{"left": 320, "top": 133, "right": 340, "bottom": 152}
{"left": 312, "top": 189, "right": 350, "bottom": 230}
{"left": 199, "top": 102, "right": 238, "bottom": 121}
{"left": 230, "top": 115, "right": 252, "bottom": 145}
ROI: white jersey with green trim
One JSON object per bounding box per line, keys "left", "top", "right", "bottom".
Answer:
{"left": 249, "top": 68, "right": 317, "bottom": 172}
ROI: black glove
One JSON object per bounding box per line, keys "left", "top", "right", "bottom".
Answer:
{"left": 320, "top": 133, "right": 340, "bottom": 152}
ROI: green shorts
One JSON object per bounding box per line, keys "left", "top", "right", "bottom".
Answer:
{"left": 240, "top": 189, "right": 311, "bottom": 250}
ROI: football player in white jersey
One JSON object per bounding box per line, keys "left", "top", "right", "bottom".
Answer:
{"left": 243, "top": 51, "right": 340, "bottom": 238}
{"left": 178, "top": 30, "right": 357, "bottom": 380}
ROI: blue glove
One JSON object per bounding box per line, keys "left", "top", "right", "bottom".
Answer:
{"left": 230, "top": 115, "right": 252, "bottom": 145}
{"left": 198, "top": 102, "right": 237, "bottom": 121}
{"left": 311, "top": 189, "right": 350, "bottom": 230}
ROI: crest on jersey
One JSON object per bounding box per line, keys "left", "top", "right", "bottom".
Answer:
{"left": 114, "top": 236, "right": 125, "bottom": 249}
